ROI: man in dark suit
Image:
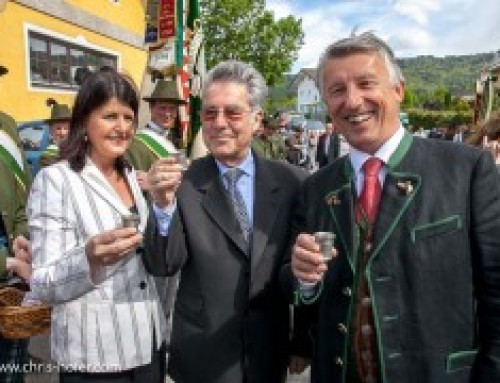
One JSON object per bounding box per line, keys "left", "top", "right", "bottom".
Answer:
{"left": 316, "top": 121, "right": 340, "bottom": 167}
{"left": 286, "top": 32, "right": 500, "bottom": 383}
{"left": 144, "top": 60, "right": 307, "bottom": 383}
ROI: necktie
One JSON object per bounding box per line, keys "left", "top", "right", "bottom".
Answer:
{"left": 354, "top": 157, "right": 382, "bottom": 383}
{"left": 357, "top": 157, "right": 383, "bottom": 225}
{"left": 324, "top": 134, "right": 331, "bottom": 155}
{"left": 224, "top": 168, "right": 251, "bottom": 243}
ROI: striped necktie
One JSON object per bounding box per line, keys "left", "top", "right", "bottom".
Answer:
{"left": 224, "top": 168, "right": 251, "bottom": 243}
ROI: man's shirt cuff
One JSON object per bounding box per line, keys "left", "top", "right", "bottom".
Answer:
{"left": 152, "top": 201, "right": 177, "bottom": 236}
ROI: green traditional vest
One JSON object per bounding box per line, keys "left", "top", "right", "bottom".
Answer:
{"left": 346, "top": 220, "right": 381, "bottom": 383}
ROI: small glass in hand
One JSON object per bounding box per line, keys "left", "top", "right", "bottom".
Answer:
{"left": 122, "top": 213, "right": 140, "bottom": 229}
{"left": 314, "top": 231, "right": 335, "bottom": 261}
{"left": 172, "top": 149, "right": 189, "bottom": 171}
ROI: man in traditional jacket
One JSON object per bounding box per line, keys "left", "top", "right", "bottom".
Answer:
{"left": 126, "top": 79, "right": 187, "bottom": 182}
{"left": 286, "top": 32, "right": 500, "bottom": 383}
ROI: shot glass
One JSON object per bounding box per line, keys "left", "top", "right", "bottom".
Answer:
{"left": 172, "top": 149, "right": 189, "bottom": 171}
{"left": 122, "top": 213, "right": 140, "bottom": 229}
{"left": 314, "top": 231, "right": 335, "bottom": 261}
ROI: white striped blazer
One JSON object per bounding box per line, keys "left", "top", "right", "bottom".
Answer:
{"left": 26, "top": 158, "right": 167, "bottom": 371}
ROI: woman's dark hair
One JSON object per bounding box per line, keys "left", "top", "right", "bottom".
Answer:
{"left": 60, "top": 68, "right": 139, "bottom": 172}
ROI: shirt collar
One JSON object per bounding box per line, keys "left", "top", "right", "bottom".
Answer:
{"left": 349, "top": 125, "right": 405, "bottom": 174}
{"left": 216, "top": 150, "right": 255, "bottom": 178}
{"left": 146, "top": 120, "right": 166, "bottom": 135}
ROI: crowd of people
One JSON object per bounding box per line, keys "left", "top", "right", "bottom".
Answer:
{"left": 1, "top": 31, "right": 500, "bottom": 383}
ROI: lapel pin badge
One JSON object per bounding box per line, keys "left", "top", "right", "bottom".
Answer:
{"left": 397, "top": 181, "right": 413, "bottom": 195}
{"left": 326, "top": 195, "right": 341, "bottom": 205}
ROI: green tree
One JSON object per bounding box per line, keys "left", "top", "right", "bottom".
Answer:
{"left": 432, "top": 86, "right": 448, "bottom": 110}
{"left": 265, "top": 96, "right": 296, "bottom": 115}
{"left": 444, "top": 90, "right": 452, "bottom": 110}
{"left": 402, "top": 88, "right": 418, "bottom": 108}
{"left": 200, "top": 0, "right": 304, "bottom": 85}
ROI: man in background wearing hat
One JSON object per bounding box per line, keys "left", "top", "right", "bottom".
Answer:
{"left": 0, "top": 64, "right": 32, "bottom": 383}
{"left": 252, "top": 117, "right": 288, "bottom": 161}
{"left": 39, "top": 98, "right": 71, "bottom": 169}
{"left": 126, "top": 78, "right": 187, "bottom": 181}
{"left": 126, "top": 79, "right": 185, "bottom": 367}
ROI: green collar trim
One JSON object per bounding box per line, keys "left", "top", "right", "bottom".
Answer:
{"left": 387, "top": 130, "right": 413, "bottom": 169}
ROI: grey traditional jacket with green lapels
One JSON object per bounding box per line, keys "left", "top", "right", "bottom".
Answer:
{"left": 285, "top": 132, "right": 500, "bottom": 383}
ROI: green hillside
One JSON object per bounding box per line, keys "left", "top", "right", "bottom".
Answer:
{"left": 267, "top": 52, "right": 499, "bottom": 114}
{"left": 398, "top": 52, "right": 497, "bottom": 97}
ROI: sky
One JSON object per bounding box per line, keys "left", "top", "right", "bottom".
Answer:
{"left": 265, "top": 0, "right": 500, "bottom": 73}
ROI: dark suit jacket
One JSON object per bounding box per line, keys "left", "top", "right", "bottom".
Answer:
{"left": 144, "top": 153, "right": 306, "bottom": 383}
{"left": 316, "top": 132, "right": 340, "bottom": 167}
{"left": 283, "top": 132, "right": 500, "bottom": 383}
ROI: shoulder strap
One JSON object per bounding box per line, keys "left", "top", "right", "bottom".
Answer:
{"left": 0, "top": 131, "right": 28, "bottom": 192}
{"left": 135, "top": 131, "right": 174, "bottom": 158}
{"left": 43, "top": 144, "right": 59, "bottom": 156}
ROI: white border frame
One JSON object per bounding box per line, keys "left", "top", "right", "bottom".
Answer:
{"left": 24, "top": 23, "right": 122, "bottom": 94}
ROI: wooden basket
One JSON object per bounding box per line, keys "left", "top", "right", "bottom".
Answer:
{"left": 0, "top": 287, "right": 52, "bottom": 339}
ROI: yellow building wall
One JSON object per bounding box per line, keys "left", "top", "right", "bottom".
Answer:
{"left": 64, "top": 0, "right": 146, "bottom": 36}
{"left": 0, "top": 1, "right": 147, "bottom": 122}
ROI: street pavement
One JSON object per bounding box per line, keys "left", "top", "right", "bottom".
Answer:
{"left": 164, "top": 368, "right": 311, "bottom": 382}
{"left": 25, "top": 366, "right": 310, "bottom": 383}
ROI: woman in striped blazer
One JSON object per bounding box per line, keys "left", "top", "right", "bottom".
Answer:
{"left": 26, "top": 69, "right": 167, "bottom": 383}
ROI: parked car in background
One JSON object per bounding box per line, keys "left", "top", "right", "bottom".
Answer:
{"left": 304, "top": 119, "right": 325, "bottom": 132}
{"left": 18, "top": 120, "right": 50, "bottom": 176}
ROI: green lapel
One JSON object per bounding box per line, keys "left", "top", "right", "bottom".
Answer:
{"left": 325, "top": 158, "right": 356, "bottom": 271}
{"left": 368, "top": 131, "right": 420, "bottom": 266}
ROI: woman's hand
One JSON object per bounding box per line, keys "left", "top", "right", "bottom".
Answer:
{"left": 6, "top": 257, "right": 31, "bottom": 281}
{"left": 5, "top": 235, "right": 32, "bottom": 282}
{"left": 86, "top": 227, "right": 143, "bottom": 267}
{"left": 12, "top": 235, "right": 31, "bottom": 263}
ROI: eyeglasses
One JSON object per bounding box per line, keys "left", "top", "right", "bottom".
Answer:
{"left": 201, "top": 106, "right": 252, "bottom": 122}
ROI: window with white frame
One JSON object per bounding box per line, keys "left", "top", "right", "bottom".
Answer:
{"left": 28, "top": 31, "right": 117, "bottom": 90}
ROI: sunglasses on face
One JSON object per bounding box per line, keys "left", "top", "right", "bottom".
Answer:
{"left": 201, "top": 106, "right": 252, "bottom": 122}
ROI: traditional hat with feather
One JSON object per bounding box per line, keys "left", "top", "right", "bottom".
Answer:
{"left": 143, "top": 79, "right": 187, "bottom": 104}
{"left": 45, "top": 98, "right": 71, "bottom": 123}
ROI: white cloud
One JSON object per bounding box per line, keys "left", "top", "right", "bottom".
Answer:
{"left": 265, "top": 0, "right": 500, "bottom": 73}
{"left": 392, "top": 0, "right": 441, "bottom": 26}
{"left": 265, "top": 0, "right": 294, "bottom": 19}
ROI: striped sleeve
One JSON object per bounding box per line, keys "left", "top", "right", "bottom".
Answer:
{"left": 27, "top": 166, "right": 95, "bottom": 304}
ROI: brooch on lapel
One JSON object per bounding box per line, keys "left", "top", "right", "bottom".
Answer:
{"left": 325, "top": 195, "right": 341, "bottom": 206}
{"left": 396, "top": 181, "right": 413, "bottom": 196}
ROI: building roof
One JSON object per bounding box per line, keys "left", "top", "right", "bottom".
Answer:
{"left": 289, "top": 68, "right": 318, "bottom": 89}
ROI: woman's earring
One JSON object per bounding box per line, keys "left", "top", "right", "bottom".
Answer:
{"left": 84, "top": 134, "right": 88, "bottom": 142}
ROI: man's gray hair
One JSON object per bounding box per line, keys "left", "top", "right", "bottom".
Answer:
{"left": 317, "top": 32, "right": 404, "bottom": 98}
{"left": 202, "top": 60, "right": 268, "bottom": 111}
